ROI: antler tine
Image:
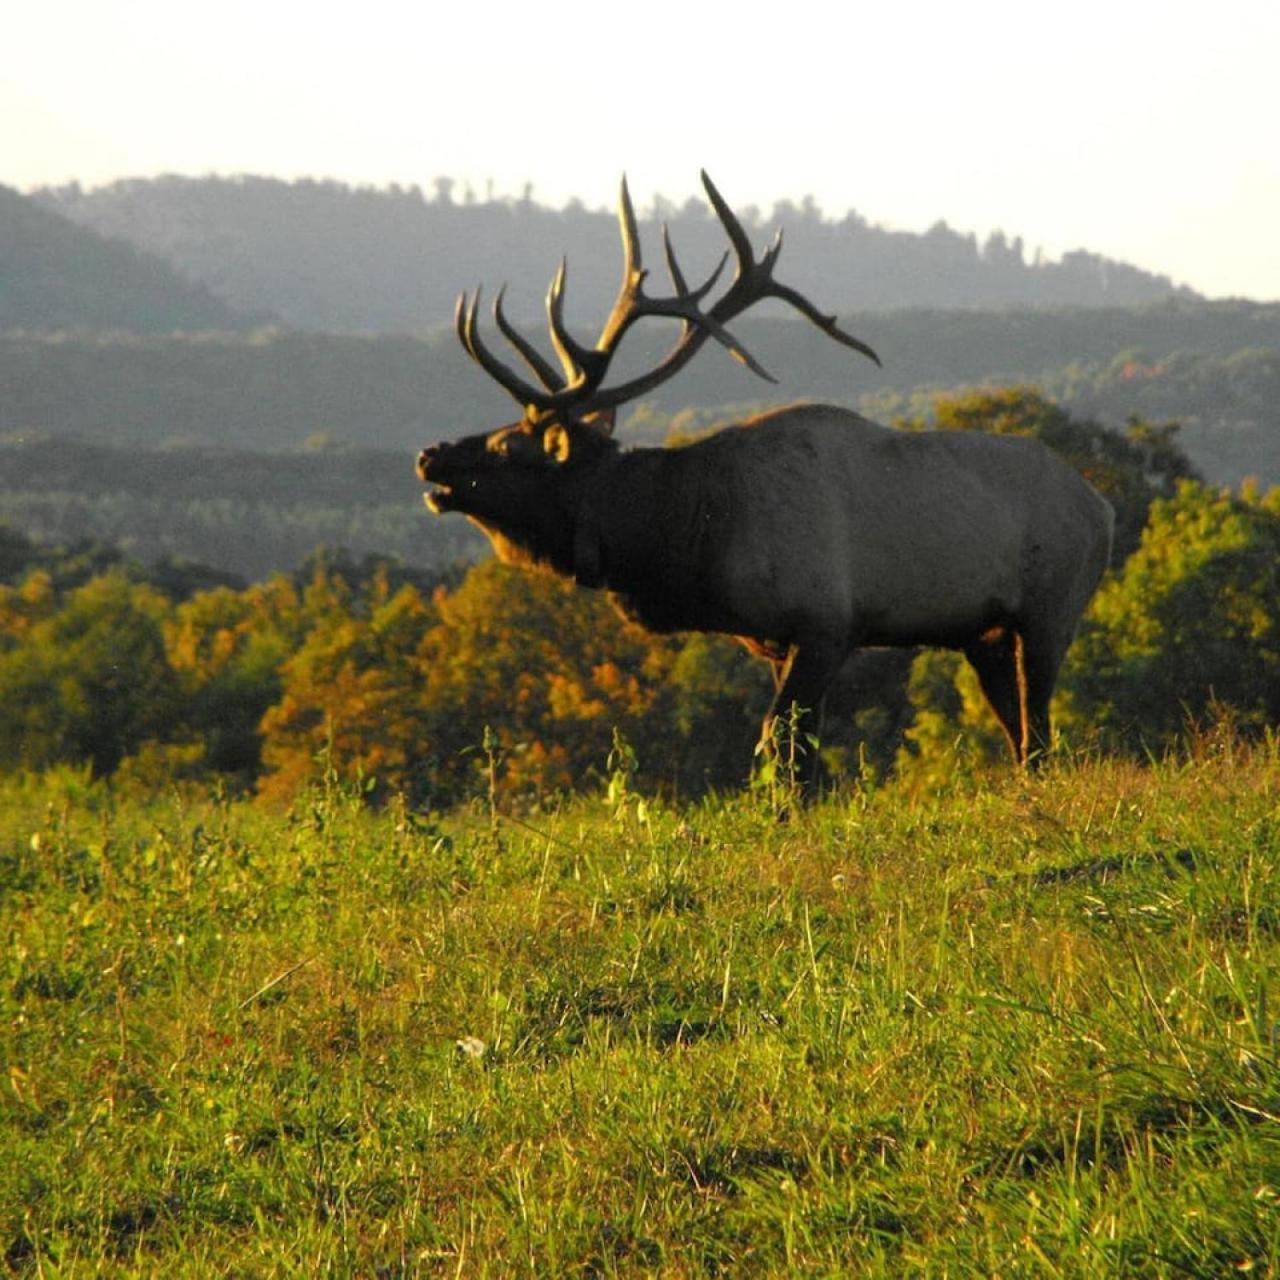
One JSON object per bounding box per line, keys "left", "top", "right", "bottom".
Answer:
{"left": 605, "top": 178, "right": 771, "bottom": 370}
{"left": 663, "top": 226, "right": 728, "bottom": 306}
{"left": 547, "top": 260, "right": 605, "bottom": 387}
{"left": 563, "top": 173, "right": 780, "bottom": 409}
{"left": 455, "top": 286, "right": 551, "bottom": 411}
{"left": 460, "top": 293, "right": 481, "bottom": 360}
{"left": 660, "top": 221, "right": 775, "bottom": 382}
{"left": 618, "top": 176, "right": 643, "bottom": 286}
{"left": 493, "top": 286, "right": 565, "bottom": 392}
{"left": 739, "top": 220, "right": 880, "bottom": 366}
{"left": 593, "top": 176, "right": 649, "bottom": 354}
{"left": 770, "top": 281, "right": 883, "bottom": 366}
{"left": 699, "top": 170, "right": 756, "bottom": 282}
{"left": 585, "top": 176, "right": 735, "bottom": 359}
{"left": 650, "top": 220, "right": 768, "bottom": 381}
{"left": 761, "top": 226, "right": 784, "bottom": 275}
{"left": 662, "top": 226, "right": 690, "bottom": 298}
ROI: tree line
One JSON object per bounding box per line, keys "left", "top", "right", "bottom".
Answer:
{"left": 3, "top": 391, "right": 1276, "bottom": 806}
{"left": 32, "top": 175, "right": 1195, "bottom": 335}
{"left": 864, "top": 343, "right": 1280, "bottom": 490}
{"left": 0, "top": 436, "right": 484, "bottom": 582}
{"left": 3, "top": 302, "right": 1277, "bottom": 462}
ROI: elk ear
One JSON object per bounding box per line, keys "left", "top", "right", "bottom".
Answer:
{"left": 543, "top": 423, "right": 572, "bottom": 464}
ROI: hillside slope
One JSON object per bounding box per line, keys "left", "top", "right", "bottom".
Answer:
{"left": 2, "top": 307, "right": 1276, "bottom": 489}
{"left": 0, "top": 185, "right": 258, "bottom": 333}
{"left": 36, "top": 175, "right": 1198, "bottom": 332}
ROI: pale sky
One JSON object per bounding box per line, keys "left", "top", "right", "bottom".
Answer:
{"left": 5, "top": 0, "right": 1280, "bottom": 300}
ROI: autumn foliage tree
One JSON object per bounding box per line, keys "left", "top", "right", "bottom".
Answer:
{"left": 165, "top": 576, "right": 305, "bottom": 779}
{"left": 257, "top": 567, "right": 441, "bottom": 804}
{"left": 255, "top": 559, "right": 689, "bottom": 805}
{"left": 410, "top": 560, "right": 681, "bottom": 801}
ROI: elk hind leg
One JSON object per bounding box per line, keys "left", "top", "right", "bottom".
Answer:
{"left": 963, "top": 627, "right": 1029, "bottom": 765}
{"left": 1020, "top": 628, "right": 1072, "bottom": 766}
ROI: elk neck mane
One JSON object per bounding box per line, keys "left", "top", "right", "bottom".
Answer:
{"left": 467, "top": 441, "right": 626, "bottom": 583}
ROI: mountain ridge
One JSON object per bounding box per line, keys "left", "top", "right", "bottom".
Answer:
{"left": 30, "top": 174, "right": 1197, "bottom": 333}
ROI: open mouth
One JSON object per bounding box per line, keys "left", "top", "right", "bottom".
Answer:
{"left": 423, "top": 485, "right": 453, "bottom": 514}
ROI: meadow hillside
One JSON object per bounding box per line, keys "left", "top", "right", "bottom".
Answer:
{"left": 3, "top": 739, "right": 1278, "bottom": 1275}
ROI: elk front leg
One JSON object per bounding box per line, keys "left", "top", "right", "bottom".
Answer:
{"left": 758, "top": 636, "right": 845, "bottom": 783}
{"left": 963, "top": 628, "right": 1028, "bottom": 765}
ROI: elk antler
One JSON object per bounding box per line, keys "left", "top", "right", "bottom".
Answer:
{"left": 454, "top": 171, "right": 880, "bottom": 429}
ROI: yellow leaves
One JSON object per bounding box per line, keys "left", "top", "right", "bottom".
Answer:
{"left": 547, "top": 672, "right": 607, "bottom": 723}
{"left": 19, "top": 570, "right": 55, "bottom": 614}
{"left": 252, "top": 556, "right": 701, "bottom": 805}
{"left": 165, "top": 578, "right": 302, "bottom": 682}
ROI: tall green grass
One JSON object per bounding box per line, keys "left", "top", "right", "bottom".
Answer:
{"left": 3, "top": 736, "right": 1279, "bottom": 1276}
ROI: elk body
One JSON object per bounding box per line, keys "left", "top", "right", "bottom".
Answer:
{"left": 418, "top": 173, "right": 1114, "bottom": 768}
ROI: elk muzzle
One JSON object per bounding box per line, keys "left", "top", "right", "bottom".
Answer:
{"left": 416, "top": 445, "right": 455, "bottom": 512}
{"left": 415, "top": 446, "right": 438, "bottom": 482}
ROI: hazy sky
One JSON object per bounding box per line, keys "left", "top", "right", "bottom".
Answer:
{"left": 6, "top": 0, "right": 1279, "bottom": 300}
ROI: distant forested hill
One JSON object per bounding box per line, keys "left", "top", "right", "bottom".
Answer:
{"left": 33, "top": 175, "right": 1197, "bottom": 332}
{"left": 0, "top": 185, "right": 258, "bottom": 333}
{"left": 2, "top": 304, "right": 1277, "bottom": 487}
{"left": 0, "top": 437, "right": 483, "bottom": 582}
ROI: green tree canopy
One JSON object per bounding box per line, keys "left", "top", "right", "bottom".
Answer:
{"left": 0, "top": 574, "right": 177, "bottom": 774}
{"left": 1061, "top": 481, "right": 1280, "bottom": 748}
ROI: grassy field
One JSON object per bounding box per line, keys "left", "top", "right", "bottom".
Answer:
{"left": 3, "top": 736, "right": 1279, "bottom": 1276}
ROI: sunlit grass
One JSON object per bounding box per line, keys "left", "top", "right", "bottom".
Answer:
{"left": 3, "top": 738, "right": 1279, "bottom": 1275}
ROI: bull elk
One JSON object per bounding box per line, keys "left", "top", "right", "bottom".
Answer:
{"left": 417, "top": 172, "right": 1114, "bottom": 774}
